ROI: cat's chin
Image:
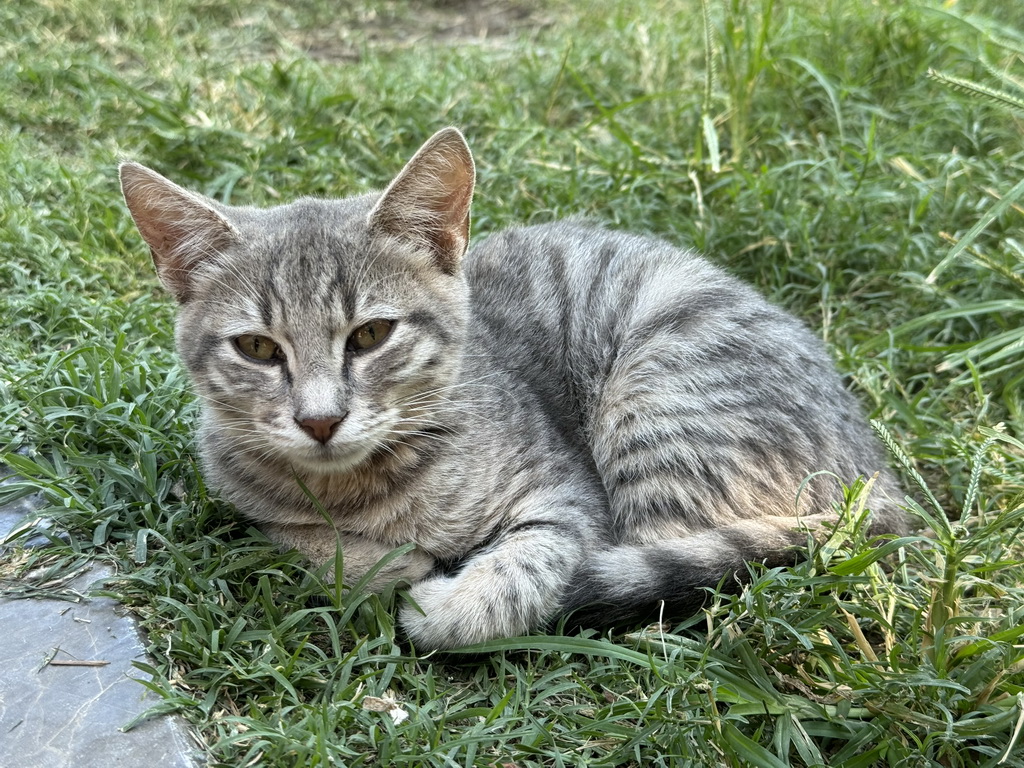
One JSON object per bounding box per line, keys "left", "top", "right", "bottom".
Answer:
{"left": 286, "top": 444, "right": 376, "bottom": 475}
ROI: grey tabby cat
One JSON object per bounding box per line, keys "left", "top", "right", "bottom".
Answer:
{"left": 120, "top": 128, "right": 906, "bottom": 651}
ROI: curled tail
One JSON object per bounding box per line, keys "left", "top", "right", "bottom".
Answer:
{"left": 561, "top": 505, "right": 910, "bottom": 628}
{"left": 559, "top": 515, "right": 837, "bottom": 627}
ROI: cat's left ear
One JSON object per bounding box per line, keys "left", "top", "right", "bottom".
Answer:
{"left": 368, "top": 127, "right": 475, "bottom": 274}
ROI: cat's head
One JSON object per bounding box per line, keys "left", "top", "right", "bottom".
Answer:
{"left": 120, "top": 128, "right": 475, "bottom": 474}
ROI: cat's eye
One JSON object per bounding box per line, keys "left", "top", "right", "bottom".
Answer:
{"left": 349, "top": 320, "right": 393, "bottom": 352}
{"left": 235, "top": 334, "right": 284, "bottom": 362}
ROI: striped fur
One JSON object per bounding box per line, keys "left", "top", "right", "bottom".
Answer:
{"left": 121, "top": 128, "right": 906, "bottom": 650}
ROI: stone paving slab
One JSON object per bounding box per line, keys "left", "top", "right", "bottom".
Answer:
{"left": 0, "top": 482, "right": 201, "bottom": 768}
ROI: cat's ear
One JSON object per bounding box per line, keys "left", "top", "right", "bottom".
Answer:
{"left": 368, "top": 128, "right": 475, "bottom": 274}
{"left": 119, "top": 162, "right": 237, "bottom": 302}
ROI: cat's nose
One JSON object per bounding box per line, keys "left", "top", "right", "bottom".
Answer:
{"left": 296, "top": 414, "right": 346, "bottom": 444}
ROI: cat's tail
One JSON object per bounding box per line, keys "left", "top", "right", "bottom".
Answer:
{"left": 558, "top": 515, "right": 839, "bottom": 627}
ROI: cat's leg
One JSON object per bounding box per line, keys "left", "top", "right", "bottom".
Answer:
{"left": 589, "top": 334, "right": 904, "bottom": 537}
{"left": 261, "top": 522, "right": 436, "bottom": 591}
{"left": 398, "top": 497, "right": 592, "bottom": 650}
{"left": 589, "top": 335, "right": 854, "bottom": 539}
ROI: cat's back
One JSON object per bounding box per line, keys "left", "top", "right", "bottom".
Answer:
{"left": 464, "top": 220, "right": 804, "bottom": 348}
{"left": 465, "top": 220, "right": 738, "bottom": 315}
{"left": 463, "top": 221, "right": 903, "bottom": 535}
{"left": 463, "top": 221, "right": 826, "bottom": 411}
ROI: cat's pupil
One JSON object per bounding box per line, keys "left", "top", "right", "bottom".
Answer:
{"left": 350, "top": 320, "right": 393, "bottom": 351}
{"left": 235, "top": 334, "right": 281, "bottom": 362}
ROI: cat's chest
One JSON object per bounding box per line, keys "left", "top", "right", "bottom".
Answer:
{"left": 294, "top": 472, "right": 485, "bottom": 559}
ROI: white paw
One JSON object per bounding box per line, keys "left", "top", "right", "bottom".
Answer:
{"left": 399, "top": 571, "right": 538, "bottom": 651}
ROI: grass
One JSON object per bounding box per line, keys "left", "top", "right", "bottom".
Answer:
{"left": 2, "top": 0, "right": 1024, "bottom": 765}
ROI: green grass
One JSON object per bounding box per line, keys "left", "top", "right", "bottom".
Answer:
{"left": 2, "top": 0, "right": 1024, "bottom": 765}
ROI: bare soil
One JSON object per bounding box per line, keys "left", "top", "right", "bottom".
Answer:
{"left": 287, "top": 0, "right": 554, "bottom": 62}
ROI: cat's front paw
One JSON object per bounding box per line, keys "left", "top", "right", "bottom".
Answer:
{"left": 399, "top": 570, "right": 543, "bottom": 651}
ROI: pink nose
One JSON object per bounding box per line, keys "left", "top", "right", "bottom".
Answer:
{"left": 296, "top": 416, "right": 345, "bottom": 444}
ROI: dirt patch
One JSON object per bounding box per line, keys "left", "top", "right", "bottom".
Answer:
{"left": 287, "top": 0, "right": 553, "bottom": 62}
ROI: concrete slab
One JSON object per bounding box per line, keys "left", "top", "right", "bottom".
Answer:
{"left": 0, "top": 475, "right": 201, "bottom": 768}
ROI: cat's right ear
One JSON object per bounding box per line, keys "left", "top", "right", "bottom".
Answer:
{"left": 119, "top": 162, "right": 236, "bottom": 303}
{"left": 368, "top": 128, "right": 475, "bottom": 275}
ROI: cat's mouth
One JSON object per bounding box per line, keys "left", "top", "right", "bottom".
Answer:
{"left": 285, "top": 436, "right": 379, "bottom": 475}
{"left": 289, "top": 443, "right": 374, "bottom": 474}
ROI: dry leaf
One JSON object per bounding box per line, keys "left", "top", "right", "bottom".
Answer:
{"left": 361, "top": 696, "right": 393, "bottom": 712}
{"left": 362, "top": 692, "right": 409, "bottom": 725}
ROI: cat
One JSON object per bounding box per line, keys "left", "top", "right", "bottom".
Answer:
{"left": 120, "top": 128, "right": 907, "bottom": 651}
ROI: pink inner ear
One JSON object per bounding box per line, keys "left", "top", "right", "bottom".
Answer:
{"left": 120, "top": 163, "right": 235, "bottom": 302}
{"left": 369, "top": 129, "right": 476, "bottom": 274}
